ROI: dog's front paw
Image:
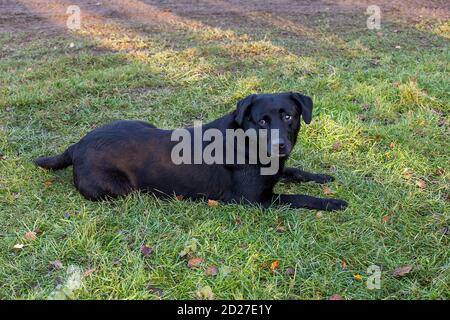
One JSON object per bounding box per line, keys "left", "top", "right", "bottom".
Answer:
{"left": 324, "top": 198, "right": 348, "bottom": 211}
{"left": 315, "top": 174, "right": 335, "bottom": 184}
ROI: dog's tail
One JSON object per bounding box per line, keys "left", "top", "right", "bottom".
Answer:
{"left": 33, "top": 144, "right": 75, "bottom": 170}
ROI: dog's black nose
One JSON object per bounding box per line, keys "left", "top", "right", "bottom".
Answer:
{"left": 270, "top": 138, "right": 290, "bottom": 157}
{"left": 277, "top": 138, "right": 286, "bottom": 150}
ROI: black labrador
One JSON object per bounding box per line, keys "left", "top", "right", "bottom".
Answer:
{"left": 34, "top": 92, "right": 348, "bottom": 211}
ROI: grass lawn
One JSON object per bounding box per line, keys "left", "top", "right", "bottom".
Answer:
{"left": 0, "top": 1, "right": 449, "bottom": 299}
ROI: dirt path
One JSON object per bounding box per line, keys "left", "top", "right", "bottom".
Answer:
{"left": 1, "top": 0, "right": 448, "bottom": 38}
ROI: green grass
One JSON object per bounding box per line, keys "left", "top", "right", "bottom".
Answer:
{"left": 0, "top": 9, "right": 449, "bottom": 300}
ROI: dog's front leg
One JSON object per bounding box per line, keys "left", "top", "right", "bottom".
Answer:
{"left": 272, "top": 194, "right": 348, "bottom": 211}
{"left": 282, "top": 167, "right": 334, "bottom": 184}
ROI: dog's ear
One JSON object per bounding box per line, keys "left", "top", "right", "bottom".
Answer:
{"left": 290, "top": 92, "right": 313, "bottom": 124}
{"left": 235, "top": 94, "right": 256, "bottom": 126}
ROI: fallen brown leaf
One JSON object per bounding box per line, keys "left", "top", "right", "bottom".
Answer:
{"left": 44, "top": 179, "right": 54, "bottom": 187}
{"left": 179, "top": 238, "right": 198, "bottom": 257}
{"left": 341, "top": 260, "right": 347, "bottom": 270}
{"left": 416, "top": 179, "right": 426, "bottom": 189}
{"left": 316, "top": 211, "right": 323, "bottom": 219}
{"left": 270, "top": 260, "right": 280, "bottom": 272}
{"left": 383, "top": 214, "right": 391, "bottom": 223}
{"left": 285, "top": 267, "right": 295, "bottom": 277}
{"left": 205, "top": 265, "right": 219, "bottom": 276}
{"left": 389, "top": 142, "right": 395, "bottom": 149}
{"left": 332, "top": 142, "right": 341, "bottom": 151}
{"left": 24, "top": 231, "right": 37, "bottom": 241}
{"left": 195, "top": 285, "right": 215, "bottom": 300}
{"left": 175, "top": 195, "right": 184, "bottom": 201}
{"left": 391, "top": 265, "right": 412, "bottom": 277}
{"left": 403, "top": 168, "right": 413, "bottom": 179}
{"left": 83, "top": 268, "right": 96, "bottom": 277}
{"left": 323, "top": 186, "right": 335, "bottom": 195}
{"left": 188, "top": 257, "right": 204, "bottom": 268}
{"left": 329, "top": 294, "right": 344, "bottom": 300}
{"left": 147, "top": 285, "right": 164, "bottom": 297}
{"left": 353, "top": 274, "right": 363, "bottom": 281}
{"left": 141, "top": 245, "right": 153, "bottom": 257}
{"left": 207, "top": 199, "right": 219, "bottom": 207}
{"left": 235, "top": 217, "right": 242, "bottom": 225}
{"left": 275, "top": 223, "right": 285, "bottom": 233}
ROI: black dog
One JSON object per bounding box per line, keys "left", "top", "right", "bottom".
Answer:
{"left": 34, "top": 92, "right": 347, "bottom": 211}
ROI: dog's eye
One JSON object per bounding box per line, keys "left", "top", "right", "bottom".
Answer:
{"left": 283, "top": 114, "right": 292, "bottom": 121}
{"left": 258, "top": 119, "right": 267, "bottom": 126}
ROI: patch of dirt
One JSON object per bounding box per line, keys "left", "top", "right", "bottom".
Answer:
{"left": 2, "top": 1, "right": 448, "bottom": 34}
{"left": 0, "top": 0, "right": 448, "bottom": 57}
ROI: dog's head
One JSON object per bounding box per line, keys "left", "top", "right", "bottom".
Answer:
{"left": 234, "top": 92, "right": 313, "bottom": 158}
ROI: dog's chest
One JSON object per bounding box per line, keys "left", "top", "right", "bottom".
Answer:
{"left": 231, "top": 167, "right": 278, "bottom": 201}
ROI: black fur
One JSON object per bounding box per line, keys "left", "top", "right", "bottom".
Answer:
{"left": 34, "top": 92, "right": 348, "bottom": 211}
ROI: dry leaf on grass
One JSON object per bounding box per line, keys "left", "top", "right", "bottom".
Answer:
{"left": 332, "top": 142, "right": 341, "bottom": 151}
{"left": 316, "top": 211, "right": 323, "bottom": 219}
{"left": 323, "top": 186, "right": 335, "bottom": 195}
{"left": 391, "top": 265, "right": 412, "bottom": 277}
{"left": 403, "top": 168, "right": 413, "bottom": 179}
{"left": 188, "top": 257, "right": 204, "bottom": 268}
{"left": 13, "top": 244, "right": 24, "bottom": 250}
{"left": 195, "top": 285, "right": 215, "bottom": 300}
{"left": 235, "top": 217, "right": 242, "bottom": 225}
{"left": 44, "top": 179, "right": 55, "bottom": 187}
{"left": 141, "top": 245, "right": 153, "bottom": 257}
{"left": 147, "top": 285, "right": 164, "bottom": 297}
{"left": 207, "top": 199, "right": 219, "bottom": 207}
{"left": 285, "top": 267, "right": 295, "bottom": 277}
{"left": 179, "top": 238, "right": 198, "bottom": 257}
{"left": 24, "top": 231, "right": 37, "bottom": 241}
{"left": 329, "top": 294, "right": 344, "bottom": 300}
{"left": 353, "top": 274, "right": 363, "bottom": 281}
{"left": 275, "top": 223, "right": 285, "bottom": 233}
{"left": 83, "top": 268, "right": 97, "bottom": 277}
{"left": 270, "top": 260, "right": 280, "bottom": 272}
{"left": 416, "top": 179, "right": 426, "bottom": 189}
{"left": 205, "top": 265, "right": 219, "bottom": 276}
